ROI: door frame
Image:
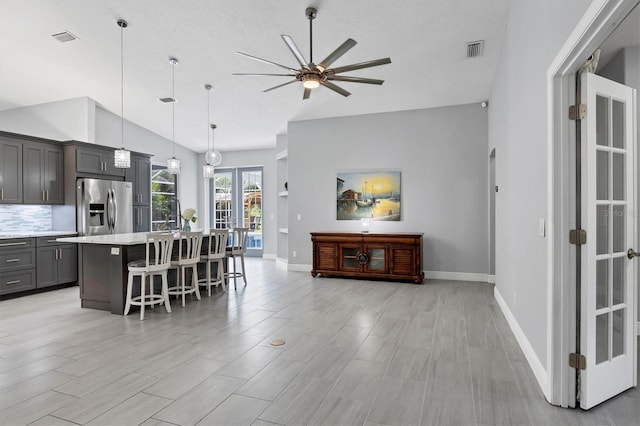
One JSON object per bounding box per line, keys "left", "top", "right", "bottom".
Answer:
{"left": 548, "top": 0, "right": 639, "bottom": 407}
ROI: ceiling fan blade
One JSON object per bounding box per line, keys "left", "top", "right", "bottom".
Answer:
{"left": 236, "top": 51, "right": 298, "bottom": 72}
{"left": 233, "top": 73, "right": 297, "bottom": 77}
{"left": 329, "top": 75, "right": 384, "bottom": 85}
{"left": 263, "top": 79, "right": 298, "bottom": 93}
{"left": 303, "top": 87, "right": 312, "bottom": 100}
{"left": 281, "top": 35, "right": 309, "bottom": 69}
{"left": 331, "top": 58, "right": 391, "bottom": 74}
{"left": 317, "top": 39, "right": 357, "bottom": 71}
{"left": 320, "top": 81, "right": 351, "bottom": 97}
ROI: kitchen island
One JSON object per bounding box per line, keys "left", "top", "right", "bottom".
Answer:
{"left": 58, "top": 231, "right": 220, "bottom": 315}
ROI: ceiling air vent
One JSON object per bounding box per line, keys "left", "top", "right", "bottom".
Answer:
{"left": 466, "top": 40, "right": 484, "bottom": 58}
{"left": 158, "top": 97, "right": 176, "bottom": 103}
{"left": 52, "top": 31, "right": 78, "bottom": 43}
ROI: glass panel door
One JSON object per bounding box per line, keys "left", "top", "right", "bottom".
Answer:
{"left": 241, "top": 168, "right": 262, "bottom": 256}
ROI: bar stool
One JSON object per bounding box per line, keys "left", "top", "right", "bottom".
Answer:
{"left": 199, "top": 229, "right": 229, "bottom": 296}
{"left": 226, "top": 227, "right": 248, "bottom": 290}
{"left": 168, "top": 231, "right": 203, "bottom": 307}
{"left": 124, "top": 233, "right": 174, "bottom": 320}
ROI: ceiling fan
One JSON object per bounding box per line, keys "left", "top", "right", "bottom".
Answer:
{"left": 234, "top": 7, "right": 391, "bottom": 100}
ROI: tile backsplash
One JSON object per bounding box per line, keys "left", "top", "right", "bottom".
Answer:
{"left": 0, "top": 205, "right": 53, "bottom": 232}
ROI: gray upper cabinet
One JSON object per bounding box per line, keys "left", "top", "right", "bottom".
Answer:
{"left": 23, "top": 142, "right": 64, "bottom": 204}
{"left": 0, "top": 137, "right": 23, "bottom": 204}
{"left": 76, "top": 146, "right": 125, "bottom": 177}
{"left": 126, "top": 154, "right": 151, "bottom": 206}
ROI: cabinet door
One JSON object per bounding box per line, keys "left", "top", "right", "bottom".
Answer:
{"left": 340, "top": 244, "right": 362, "bottom": 272}
{"left": 36, "top": 246, "right": 58, "bottom": 287}
{"left": 76, "top": 147, "right": 105, "bottom": 175}
{"left": 363, "top": 244, "right": 388, "bottom": 273}
{"left": 102, "top": 152, "right": 125, "bottom": 177}
{"left": 390, "top": 245, "right": 418, "bottom": 276}
{"left": 44, "top": 145, "right": 64, "bottom": 204}
{"left": 315, "top": 242, "right": 338, "bottom": 271}
{"left": 57, "top": 244, "right": 77, "bottom": 284}
{"left": 134, "top": 206, "right": 151, "bottom": 232}
{"left": 0, "top": 139, "right": 23, "bottom": 203}
{"left": 23, "top": 143, "right": 44, "bottom": 203}
{"left": 135, "top": 158, "right": 151, "bottom": 205}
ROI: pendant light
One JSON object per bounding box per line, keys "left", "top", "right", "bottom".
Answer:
{"left": 166, "top": 57, "right": 181, "bottom": 174}
{"left": 114, "top": 19, "right": 131, "bottom": 169}
{"left": 203, "top": 84, "right": 215, "bottom": 178}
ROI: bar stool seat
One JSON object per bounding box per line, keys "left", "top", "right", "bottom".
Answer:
{"left": 198, "top": 229, "right": 229, "bottom": 296}
{"left": 168, "top": 231, "right": 203, "bottom": 307}
{"left": 124, "top": 233, "right": 174, "bottom": 320}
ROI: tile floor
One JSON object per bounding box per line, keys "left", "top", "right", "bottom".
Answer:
{"left": 0, "top": 258, "right": 638, "bottom": 425}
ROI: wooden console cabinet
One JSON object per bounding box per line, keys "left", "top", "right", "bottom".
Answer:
{"left": 311, "top": 232, "right": 424, "bottom": 283}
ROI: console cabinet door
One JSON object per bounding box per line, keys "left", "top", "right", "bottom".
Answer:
{"left": 315, "top": 242, "right": 338, "bottom": 271}
{"left": 390, "top": 245, "right": 418, "bottom": 277}
{"left": 0, "top": 138, "right": 22, "bottom": 204}
{"left": 363, "top": 244, "right": 388, "bottom": 273}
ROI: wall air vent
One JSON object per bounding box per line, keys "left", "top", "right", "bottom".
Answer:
{"left": 52, "top": 31, "right": 78, "bottom": 43}
{"left": 466, "top": 40, "right": 484, "bottom": 58}
{"left": 158, "top": 97, "right": 177, "bottom": 103}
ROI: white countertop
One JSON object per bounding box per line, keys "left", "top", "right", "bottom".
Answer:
{"left": 56, "top": 232, "right": 156, "bottom": 246}
{"left": 0, "top": 231, "right": 77, "bottom": 240}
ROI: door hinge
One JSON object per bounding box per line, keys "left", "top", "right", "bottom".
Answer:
{"left": 569, "top": 104, "right": 587, "bottom": 120}
{"left": 569, "top": 229, "right": 587, "bottom": 245}
{"left": 569, "top": 353, "right": 586, "bottom": 370}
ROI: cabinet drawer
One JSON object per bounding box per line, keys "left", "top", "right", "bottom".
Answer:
{"left": 0, "top": 238, "right": 34, "bottom": 250}
{"left": 36, "top": 235, "right": 75, "bottom": 247}
{"left": 0, "top": 269, "right": 36, "bottom": 295}
{"left": 0, "top": 249, "right": 35, "bottom": 271}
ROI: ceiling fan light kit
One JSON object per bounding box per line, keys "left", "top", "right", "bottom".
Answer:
{"left": 234, "top": 6, "right": 391, "bottom": 100}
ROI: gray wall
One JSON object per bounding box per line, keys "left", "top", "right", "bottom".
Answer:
{"left": 276, "top": 134, "right": 288, "bottom": 261}
{"left": 599, "top": 46, "right": 640, "bottom": 320}
{"left": 489, "top": 0, "right": 592, "bottom": 369}
{"left": 287, "top": 103, "right": 489, "bottom": 274}
{"left": 211, "top": 148, "right": 277, "bottom": 259}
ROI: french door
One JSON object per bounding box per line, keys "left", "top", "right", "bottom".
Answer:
{"left": 580, "top": 72, "right": 637, "bottom": 409}
{"left": 211, "top": 167, "right": 263, "bottom": 257}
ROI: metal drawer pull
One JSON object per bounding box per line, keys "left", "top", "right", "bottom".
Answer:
{"left": 5, "top": 259, "right": 20, "bottom": 263}
{"left": 0, "top": 242, "right": 27, "bottom": 247}
{"left": 6, "top": 280, "right": 21, "bottom": 285}
{"left": 47, "top": 240, "right": 58, "bottom": 243}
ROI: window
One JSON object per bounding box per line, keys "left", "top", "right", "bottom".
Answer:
{"left": 151, "top": 164, "right": 178, "bottom": 230}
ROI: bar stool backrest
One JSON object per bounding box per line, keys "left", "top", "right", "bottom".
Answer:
{"left": 229, "top": 228, "right": 249, "bottom": 256}
{"left": 177, "top": 231, "right": 203, "bottom": 266}
{"left": 208, "top": 229, "right": 229, "bottom": 259}
{"left": 146, "top": 233, "right": 174, "bottom": 272}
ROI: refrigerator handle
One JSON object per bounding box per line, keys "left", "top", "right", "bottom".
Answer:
{"left": 106, "top": 189, "right": 112, "bottom": 232}
{"left": 112, "top": 188, "right": 118, "bottom": 232}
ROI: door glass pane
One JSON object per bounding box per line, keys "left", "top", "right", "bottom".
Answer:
{"left": 596, "top": 313, "right": 609, "bottom": 364}
{"left": 612, "top": 100, "right": 625, "bottom": 149}
{"left": 151, "top": 165, "right": 178, "bottom": 231}
{"left": 612, "top": 308, "right": 625, "bottom": 358}
{"left": 214, "top": 171, "right": 233, "bottom": 228}
{"left": 242, "top": 170, "right": 262, "bottom": 250}
{"left": 596, "top": 95, "right": 609, "bottom": 146}
{"left": 612, "top": 153, "right": 625, "bottom": 201}
{"left": 367, "top": 248, "right": 385, "bottom": 271}
{"left": 596, "top": 205, "right": 608, "bottom": 255}
{"left": 612, "top": 256, "right": 625, "bottom": 306}
{"left": 612, "top": 205, "right": 624, "bottom": 253}
{"left": 596, "top": 150, "right": 608, "bottom": 200}
{"left": 596, "top": 259, "right": 608, "bottom": 310}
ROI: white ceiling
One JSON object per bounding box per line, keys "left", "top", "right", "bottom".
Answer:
{"left": 0, "top": 0, "right": 509, "bottom": 153}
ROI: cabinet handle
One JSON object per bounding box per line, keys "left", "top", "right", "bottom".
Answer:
{"left": 5, "top": 258, "right": 20, "bottom": 263}
{"left": 42, "top": 190, "right": 46, "bottom": 201}
{"left": 0, "top": 242, "right": 27, "bottom": 247}
{"left": 1, "top": 187, "right": 3, "bottom": 200}
{"left": 46, "top": 190, "right": 49, "bottom": 201}
{"left": 6, "top": 280, "right": 21, "bottom": 285}
{"left": 59, "top": 249, "right": 63, "bottom": 260}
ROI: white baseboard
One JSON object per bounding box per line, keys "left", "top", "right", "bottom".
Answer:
{"left": 262, "top": 254, "right": 276, "bottom": 260}
{"left": 288, "top": 263, "right": 312, "bottom": 272}
{"left": 425, "top": 270, "right": 491, "bottom": 283}
{"left": 488, "top": 274, "right": 496, "bottom": 284}
{"left": 494, "top": 287, "right": 549, "bottom": 399}
{"left": 276, "top": 257, "right": 288, "bottom": 267}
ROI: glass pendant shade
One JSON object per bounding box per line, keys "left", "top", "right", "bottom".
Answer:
{"left": 167, "top": 157, "right": 181, "bottom": 175}
{"left": 114, "top": 148, "right": 131, "bottom": 168}
{"left": 205, "top": 150, "right": 223, "bottom": 166}
{"left": 202, "top": 164, "right": 215, "bottom": 178}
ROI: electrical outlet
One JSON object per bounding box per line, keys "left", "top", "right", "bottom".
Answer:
{"left": 292, "top": 250, "right": 297, "bottom": 258}
{"left": 297, "top": 214, "right": 302, "bottom": 221}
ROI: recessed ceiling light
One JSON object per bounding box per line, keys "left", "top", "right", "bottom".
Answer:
{"left": 158, "top": 97, "right": 177, "bottom": 103}
{"left": 52, "top": 31, "right": 78, "bottom": 43}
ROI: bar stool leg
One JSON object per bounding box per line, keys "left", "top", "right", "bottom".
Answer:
{"left": 206, "top": 259, "right": 212, "bottom": 297}
{"left": 140, "top": 273, "right": 146, "bottom": 321}
{"left": 193, "top": 265, "right": 201, "bottom": 300}
{"left": 161, "top": 271, "right": 172, "bottom": 313}
{"left": 124, "top": 272, "right": 134, "bottom": 315}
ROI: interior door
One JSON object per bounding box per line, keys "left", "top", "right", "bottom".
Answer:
{"left": 580, "top": 71, "right": 637, "bottom": 409}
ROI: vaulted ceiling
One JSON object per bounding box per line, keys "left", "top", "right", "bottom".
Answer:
{"left": 0, "top": 0, "right": 509, "bottom": 152}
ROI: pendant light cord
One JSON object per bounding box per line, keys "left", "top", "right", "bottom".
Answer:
{"left": 207, "top": 88, "right": 211, "bottom": 154}
{"left": 172, "top": 61, "right": 175, "bottom": 158}
{"left": 120, "top": 23, "right": 124, "bottom": 149}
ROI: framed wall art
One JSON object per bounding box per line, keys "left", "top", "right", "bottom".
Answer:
{"left": 336, "top": 171, "right": 401, "bottom": 221}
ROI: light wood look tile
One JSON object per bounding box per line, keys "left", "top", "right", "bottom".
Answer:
{"left": 197, "top": 394, "right": 270, "bottom": 425}
{"left": 85, "top": 393, "right": 172, "bottom": 426}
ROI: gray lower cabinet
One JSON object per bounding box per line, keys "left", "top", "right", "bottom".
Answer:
{"left": 36, "top": 237, "right": 77, "bottom": 288}
{"left": 0, "top": 238, "right": 36, "bottom": 295}
{"left": 0, "top": 137, "right": 23, "bottom": 204}
{"left": 23, "top": 142, "right": 64, "bottom": 204}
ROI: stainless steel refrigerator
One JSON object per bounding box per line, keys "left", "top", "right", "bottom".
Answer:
{"left": 76, "top": 178, "right": 133, "bottom": 236}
